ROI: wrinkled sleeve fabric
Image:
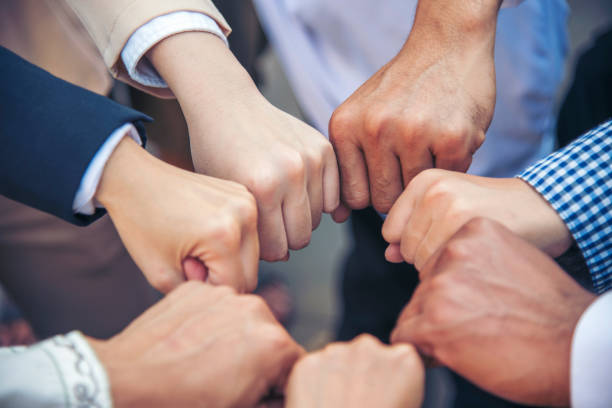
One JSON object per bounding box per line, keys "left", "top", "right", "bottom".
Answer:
{"left": 0, "top": 46, "right": 150, "bottom": 226}
{"left": 0, "top": 331, "right": 112, "bottom": 407}
{"left": 518, "top": 119, "right": 612, "bottom": 293}
{"left": 65, "top": 0, "right": 231, "bottom": 98}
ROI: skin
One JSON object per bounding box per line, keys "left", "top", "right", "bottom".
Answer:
{"left": 285, "top": 334, "right": 424, "bottom": 408}
{"left": 88, "top": 282, "right": 305, "bottom": 408}
{"left": 391, "top": 219, "right": 596, "bottom": 406}
{"left": 96, "top": 137, "right": 259, "bottom": 293}
{"left": 148, "top": 32, "right": 340, "bottom": 262}
{"left": 329, "top": 0, "right": 502, "bottom": 218}
{"left": 382, "top": 169, "right": 573, "bottom": 270}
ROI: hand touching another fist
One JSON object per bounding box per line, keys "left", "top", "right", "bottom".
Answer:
{"left": 391, "top": 219, "right": 595, "bottom": 406}
{"left": 285, "top": 334, "right": 424, "bottom": 408}
{"left": 382, "top": 169, "right": 573, "bottom": 270}
{"left": 148, "top": 32, "right": 340, "bottom": 262}
{"left": 89, "top": 282, "right": 304, "bottom": 408}
{"left": 96, "top": 137, "right": 259, "bottom": 293}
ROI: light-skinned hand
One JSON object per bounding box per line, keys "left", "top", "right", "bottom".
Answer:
{"left": 391, "top": 218, "right": 596, "bottom": 406}
{"left": 329, "top": 0, "right": 501, "bottom": 216}
{"left": 285, "top": 334, "right": 424, "bottom": 408}
{"left": 88, "top": 282, "right": 305, "bottom": 408}
{"left": 382, "top": 169, "right": 573, "bottom": 270}
{"left": 148, "top": 32, "right": 340, "bottom": 262}
{"left": 96, "top": 137, "right": 259, "bottom": 293}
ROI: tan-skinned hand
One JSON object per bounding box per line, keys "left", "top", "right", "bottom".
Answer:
{"left": 285, "top": 334, "right": 424, "bottom": 408}
{"left": 88, "top": 282, "right": 304, "bottom": 408}
{"left": 382, "top": 169, "right": 573, "bottom": 270}
{"left": 391, "top": 218, "right": 596, "bottom": 406}
{"left": 148, "top": 32, "right": 340, "bottom": 262}
{"left": 96, "top": 137, "right": 259, "bottom": 293}
{"left": 329, "top": 0, "right": 501, "bottom": 217}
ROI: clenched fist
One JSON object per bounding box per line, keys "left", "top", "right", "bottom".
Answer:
{"left": 391, "top": 219, "right": 595, "bottom": 406}
{"left": 329, "top": 0, "right": 500, "bottom": 215}
{"left": 97, "top": 137, "right": 259, "bottom": 293}
{"left": 149, "top": 32, "right": 340, "bottom": 262}
{"left": 286, "top": 334, "right": 424, "bottom": 408}
{"left": 89, "top": 282, "right": 304, "bottom": 408}
{"left": 382, "top": 169, "right": 572, "bottom": 270}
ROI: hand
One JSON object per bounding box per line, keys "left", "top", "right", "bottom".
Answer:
{"left": 96, "top": 137, "right": 259, "bottom": 293}
{"left": 382, "top": 169, "right": 573, "bottom": 270}
{"left": 148, "top": 32, "right": 340, "bottom": 261}
{"left": 88, "top": 282, "right": 304, "bottom": 408}
{"left": 391, "top": 218, "right": 596, "bottom": 406}
{"left": 285, "top": 334, "right": 424, "bottom": 408}
{"left": 329, "top": 0, "right": 501, "bottom": 214}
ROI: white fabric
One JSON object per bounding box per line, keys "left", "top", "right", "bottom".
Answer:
{"left": 121, "top": 10, "right": 228, "bottom": 88}
{"left": 73, "top": 123, "right": 141, "bottom": 215}
{"left": 571, "top": 291, "right": 612, "bottom": 408}
{"left": 254, "top": 0, "right": 568, "bottom": 178}
{"left": 0, "top": 331, "right": 112, "bottom": 407}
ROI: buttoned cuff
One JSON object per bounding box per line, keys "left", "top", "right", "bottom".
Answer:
{"left": 0, "top": 331, "right": 112, "bottom": 407}
{"left": 571, "top": 292, "right": 612, "bottom": 408}
{"left": 73, "top": 123, "right": 142, "bottom": 215}
{"left": 121, "top": 11, "right": 228, "bottom": 88}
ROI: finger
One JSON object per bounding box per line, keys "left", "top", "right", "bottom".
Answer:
{"left": 259, "top": 204, "right": 289, "bottom": 262}
{"left": 382, "top": 186, "right": 416, "bottom": 245}
{"left": 399, "top": 201, "right": 432, "bottom": 266}
{"left": 182, "top": 257, "right": 208, "bottom": 281}
{"left": 322, "top": 147, "right": 341, "bottom": 213}
{"left": 390, "top": 315, "right": 429, "bottom": 349}
{"left": 399, "top": 149, "right": 434, "bottom": 188}
{"left": 306, "top": 161, "right": 324, "bottom": 230}
{"left": 332, "top": 138, "right": 370, "bottom": 210}
{"left": 364, "top": 149, "right": 403, "bottom": 214}
{"left": 240, "top": 220, "right": 260, "bottom": 293}
{"left": 331, "top": 202, "right": 351, "bottom": 223}
{"left": 205, "top": 242, "right": 248, "bottom": 293}
{"left": 413, "top": 212, "right": 458, "bottom": 271}
{"left": 385, "top": 243, "right": 404, "bottom": 263}
{"left": 282, "top": 187, "right": 312, "bottom": 251}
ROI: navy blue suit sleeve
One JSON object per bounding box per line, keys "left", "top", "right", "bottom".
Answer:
{"left": 0, "top": 47, "right": 151, "bottom": 226}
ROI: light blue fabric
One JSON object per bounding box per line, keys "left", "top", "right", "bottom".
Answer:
{"left": 254, "top": 0, "right": 569, "bottom": 178}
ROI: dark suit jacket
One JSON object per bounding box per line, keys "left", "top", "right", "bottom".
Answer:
{"left": 0, "top": 46, "right": 150, "bottom": 225}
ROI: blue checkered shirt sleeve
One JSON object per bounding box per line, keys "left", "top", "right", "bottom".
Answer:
{"left": 518, "top": 119, "right": 612, "bottom": 294}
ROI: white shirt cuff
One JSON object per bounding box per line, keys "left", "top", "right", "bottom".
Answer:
{"left": 73, "top": 123, "right": 142, "bottom": 215}
{"left": 121, "top": 11, "right": 229, "bottom": 88}
{"left": 571, "top": 291, "right": 612, "bottom": 408}
{"left": 0, "top": 331, "right": 112, "bottom": 407}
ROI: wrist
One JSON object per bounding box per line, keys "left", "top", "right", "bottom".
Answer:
{"left": 147, "top": 31, "right": 261, "bottom": 121}
{"left": 95, "top": 136, "right": 153, "bottom": 214}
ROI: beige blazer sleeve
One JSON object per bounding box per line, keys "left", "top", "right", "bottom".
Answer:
{"left": 65, "top": 0, "right": 231, "bottom": 97}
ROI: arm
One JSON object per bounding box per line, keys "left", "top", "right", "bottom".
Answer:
{"left": 391, "top": 218, "right": 596, "bottom": 406}
{"left": 329, "top": 0, "right": 502, "bottom": 215}
{"left": 64, "top": 0, "right": 230, "bottom": 97}
{"left": 0, "top": 47, "right": 259, "bottom": 293}
{"left": 0, "top": 283, "right": 304, "bottom": 408}
{"left": 381, "top": 119, "right": 611, "bottom": 292}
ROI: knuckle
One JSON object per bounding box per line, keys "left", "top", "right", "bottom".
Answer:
{"left": 212, "top": 217, "right": 242, "bottom": 248}
{"left": 354, "top": 333, "right": 380, "bottom": 349}
{"left": 247, "top": 168, "right": 282, "bottom": 202}
{"left": 426, "top": 298, "right": 454, "bottom": 326}
{"left": 241, "top": 294, "right": 269, "bottom": 314}
{"left": 329, "top": 107, "right": 354, "bottom": 142}
{"left": 150, "top": 270, "right": 177, "bottom": 293}
{"left": 438, "top": 238, "right": 471, "bottom": 264}
{"left": 284, "top": 153, "right": 307, "bottom": 183}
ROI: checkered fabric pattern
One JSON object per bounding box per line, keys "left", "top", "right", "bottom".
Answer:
{"left": 519, "top": 119, "right": 612, "bottom": 293}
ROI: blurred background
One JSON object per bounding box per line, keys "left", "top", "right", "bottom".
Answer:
{"left": 0, "top": 0, "right": 611, "bottom": 406}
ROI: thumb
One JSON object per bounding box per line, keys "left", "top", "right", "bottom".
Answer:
{"left": 182, "top": 257, "right": 209, "bottom": 282}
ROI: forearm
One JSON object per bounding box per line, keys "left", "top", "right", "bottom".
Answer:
{"left": 147, "top": 31, "right": 262, "bottom": 122}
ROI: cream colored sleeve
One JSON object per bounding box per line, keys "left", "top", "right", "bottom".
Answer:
{"left": 65, "top": 0, "right": 231, "bottom": 97}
